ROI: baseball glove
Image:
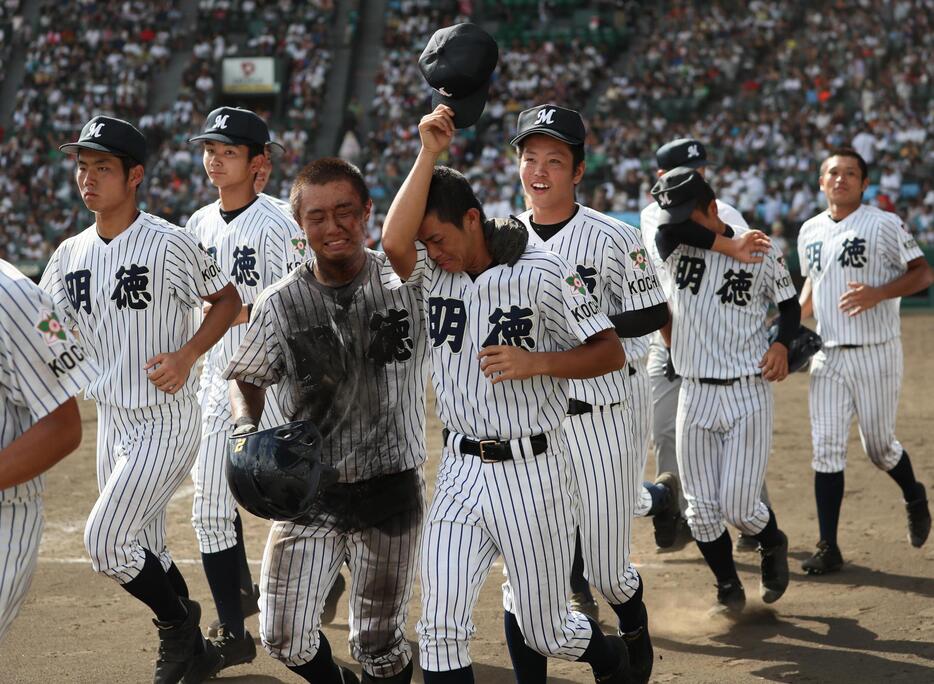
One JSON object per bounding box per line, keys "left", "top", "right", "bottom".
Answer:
{"left": 483, "top": 216, "right": 528, "bottom": 266}
{"left": 768, "top": 323, "right": 822, "bottom": 373}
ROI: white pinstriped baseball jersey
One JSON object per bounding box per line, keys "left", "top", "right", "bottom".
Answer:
{"left": 662, "top": 228, "right": 796, "bottom": 379}
{"left": 382, "top": 242, "right": 614, "bottom": 439}
{"left": 0, "top": 260, "right": 96, "bottom": 644}
{"left": 642, "top": 199, "right": 748, "bottom": 377}
{"left": 0, "top": 260, "right": 95, "bottom": 502}
{"left": 39, "top": 212, "right": 231, "bottom": 408}
{"left": 185, "top": 193, "right": 307, "bottom": 371}
{"left": 225, "top": 250, "right": 429, "bottom": 483}
{"left": 797, "top": 204, "right": 923, "bottom": 346}
{"left": 517, "top": 204, "right": 666, "bottom": 400}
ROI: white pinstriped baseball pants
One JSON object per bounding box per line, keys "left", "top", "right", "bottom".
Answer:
{"left": 191, "top": 365, "right": 286, "bottom": 554}
{"left": 85, "top": 398, "right": 201, "bottom": 583}
{"left": 0, "top": 496, "right": 43, "bottom": 644}
{"left": 676, "top": 378, "right": 772, "bottom": 543}
{"left": 259, "top": 472, "right": 424, "bottom": 678}
{"left": 809, "top": 340, "right": 904, "bottom": 473}
{"left": 420, "top": 433, "right": 592, "bottom": 673}
{"left": 560, "top": 402, "right": 642, "bottom": 604}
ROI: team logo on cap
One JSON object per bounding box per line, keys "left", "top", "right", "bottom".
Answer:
{"left": 86, "top": 122, "right": 105, "bottom": 138}
{"left": 535, "top": 109, "right": 556, "bottom": 126}
{"left": 687, "top": 144, "right": 701, "bottom": 158}
{"left": 35, "top": 310, "right": 68, "bottom": 346}
{"left": 436, "top": 86, "right": 454, "bottom": 97}
{"left": 657, "top": 192, "right": 672, "bottom": 207}
{"left": 213, "top": 114, "right": 230, "bottom": 130}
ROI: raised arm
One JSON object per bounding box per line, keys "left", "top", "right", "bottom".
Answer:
{"left": 381, "top": 105, "right": 455, "bottom": 280}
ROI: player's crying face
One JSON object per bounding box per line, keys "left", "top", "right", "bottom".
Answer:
{"left": 418, "top": 212, "right": 470, "bottom": 272}
{"left": 297, "top": 180, "right": 369, "bottom": 263}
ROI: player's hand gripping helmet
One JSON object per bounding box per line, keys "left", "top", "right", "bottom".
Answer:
{"left": 227, "top": 421, "right": 338, "bottom": 522}
{"left": 767, "top": 323, "right": 823, "bottom": 373}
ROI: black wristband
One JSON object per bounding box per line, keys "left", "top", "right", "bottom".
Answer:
{"left": 246, "top": 303, "right": 253, "bottom": 319}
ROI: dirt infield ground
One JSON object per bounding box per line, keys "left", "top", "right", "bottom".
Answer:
{"left": 2, "top": 314, "right": 932, "bottom": 683}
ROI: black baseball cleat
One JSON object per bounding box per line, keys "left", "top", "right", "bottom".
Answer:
{"left": 211, "top": 625, "right": 256, "bottom": 670}
{"left": 651, "top": 472, "right": 681, "bottom": 548}
{"left": 152, "top": 598, "right": 224, "bottom": 684}
{"left": 759, "top": 530, "right": 789, "bottom": 603}
{"left": 711, "top": 579, "right": 746, "bottom": 617}
{"left": 620, "top": 604, "right": 653, "bottom": 684}
{"left": 339, "top": 665, "right": 361, "bottom": 684}
{"left": 569, "top": 589, "right": 600, "bottom": 621}
{"left": 322, "top": 573, "right": 347, "bottom": 625}
{"left": 734, "top": 533, "right": 760, "bottom": 553}
{"left": 208, "top": 583, "right": 260, "bottom": 638}
{"left": 594, "top": 635, "right": 632, "bottom": 684}
{"left": 801, "top": 540, "right": 844, "bottom": 575}
{"left": 906, "top": 483, "right": 931, "bottom": 548}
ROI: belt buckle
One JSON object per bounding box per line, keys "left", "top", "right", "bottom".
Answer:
{"left": 478, "top": 440, "right": 499, "bottom": 463}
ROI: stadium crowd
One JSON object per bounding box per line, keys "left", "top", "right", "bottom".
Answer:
{"left": 1, "top": 0, "right": 932, "bottom": 267}
{"left": 359, "top": 0, "right": 934, "bottom": 253}
{"left": 0, "top": 0, "right": 337, "bottom": 267}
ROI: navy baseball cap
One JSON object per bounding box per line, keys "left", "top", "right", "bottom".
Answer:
{"left": 655, "top": 138, "right": 714, "bottom": 170}
{"left": 418, "top": 23, "right": 499, "bottom": 129}
{"left": 510, "top": 104, "right": 586, "bottom": 147}
{"left": 189, "top": 107, "right": 285, "bottom": 151}
{"left": 650, "top": 167, "right": 711, "bottom": 223}
{"left": 59, "top": 116, "right": 147, "bottom": 166}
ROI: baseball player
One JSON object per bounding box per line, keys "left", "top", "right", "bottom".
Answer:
{"left": 381, "top": 104, "right": 632, "bottom": 683}
{"left": 185, "top": 107, "right": 307, "bottom": 666}
{"left": 648, "top": 167, "right": 798, "bottom": 615}
{"left": 0, "top": 260, "right": 95, "bottom": 644}
{"left": 637, "top": 137, "right": 774, "bottom": 553}
{"left": 797, "top": 148, "right": 933, "bottom": 574}
{"left": 504, "top": 103, "right": 670, "bottom": 684}
{"left": 40, "top": 116, "right": 241, "bottom": 683}
{"left": 225, "top": 157, "right": 428, "bottom": 684}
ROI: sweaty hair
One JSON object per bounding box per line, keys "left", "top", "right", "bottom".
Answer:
{"left": 692, "top": 177, "right": 717, "bottom": 214}
{"left": 425, "top": 166, "right": 487, "bottom": 229}
{"left": 290, "top": 157, "right": 370, "bottom": 220}
{"left": 820, "top": 147, "right": 869, "bottom": 181}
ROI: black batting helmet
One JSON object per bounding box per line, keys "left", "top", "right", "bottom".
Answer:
{"left": 227, "top": 421, "right": 338, "bottom": 523}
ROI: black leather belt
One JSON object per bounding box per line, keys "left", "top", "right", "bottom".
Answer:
{"left": 697, "top": 375, "right": 758, "bottom": 386}
{"left": 442, "top": 429, "right": 547, "bottom": 463}
{"left": 838, "top": 344, "right": 863, "bottom": 349}
{"left": 567, "top": 398, "right": 621, "bottom": 415}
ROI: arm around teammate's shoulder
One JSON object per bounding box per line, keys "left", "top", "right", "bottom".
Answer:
{"left": 382, "top": 105, "right": 456, "bottom": 280}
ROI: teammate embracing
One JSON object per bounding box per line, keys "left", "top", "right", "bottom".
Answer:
{"left": 40, "top": 116, "right": 241, "bottom": 683}
{"left": 185, "top": 107, "right": 307, "bottom": 667}
{"left": 506, "top": 103, "right": 670, "bottom": 684}
{"left": 797, "top": 148, "right": 932, "bottom": 574}
{"left": 648, "top": 167, "right": 797, "bottom": 615}
{"left": 382, "top": 104, "right": 633, "bottom": 683}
